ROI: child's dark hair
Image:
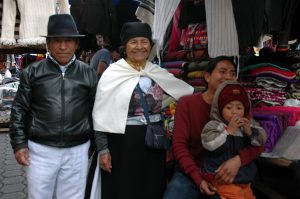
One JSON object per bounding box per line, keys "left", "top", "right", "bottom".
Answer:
{"left": 205, "top": 56, "right": 237, "bottom": 73}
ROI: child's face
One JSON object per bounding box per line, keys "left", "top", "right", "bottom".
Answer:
{"left": 221, "top": 100, "right": 245, "bottom": 123}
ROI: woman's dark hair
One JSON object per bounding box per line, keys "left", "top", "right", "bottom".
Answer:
{"left": 205, "top": 56, "right": 237, "bottom": 73}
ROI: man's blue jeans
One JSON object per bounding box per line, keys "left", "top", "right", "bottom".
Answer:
{"left": 163, "top": 171, "right": 220, "bottom": 199}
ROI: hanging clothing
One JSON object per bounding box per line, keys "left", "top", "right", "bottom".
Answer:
{"left": 0, "top": 0, "right": 70, "bottom": 46}
{"left": 152, "top": 0, "right": 180, "bottom": 62}
{"left": 135, "top": 0, "right": 155, "bottom": 29}
{"left": 205, "top": 0, "right": 239, "bottom": 58}
{"left": 265, "top": 0, "right": 300, "bottom": 47}
{"left": 70, "top": 0, "right": 118, "bottom": 41}
{"left": 231, "top": 0, "right": 265, "bottom": 49}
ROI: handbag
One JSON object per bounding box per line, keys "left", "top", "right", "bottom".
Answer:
{"left": 136, "top": 84, "right": 167, "bottom": 150}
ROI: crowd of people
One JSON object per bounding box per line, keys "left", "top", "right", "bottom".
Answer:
{"left": 9, "top": 14, "right": 269, "bottom": 199}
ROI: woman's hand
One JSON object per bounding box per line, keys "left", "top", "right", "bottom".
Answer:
{"left": 214, "top": 155, "right": 241, "bottom": 184}
{"left": 199, "top": 179, "right": 217, "bottom": 196}
{"left": 99, "top": 153, "right": 112, "bottom": 173}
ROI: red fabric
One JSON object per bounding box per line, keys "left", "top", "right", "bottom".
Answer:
{"left": 252, "top": 106, "right": 300, "bottom": 126}
{"left": 166, "top": 69, "right": 183, "bottom": 77}
{"left": 183, "top": 23, "right": 208, "bottom": 50}
{"left": 162, "top": 50, "right": 187, "bottom": 61}
{"left": 186, "top": 78, "right": 206, "bottom": 87}
{"left": 161, "top": 61, "right": 186, "bottom": 69}
{"left": 250, "top": 66, "right": 296, "bottom": 79}
{"left": 173, "top": 93, "right": 263, "bottom": 186}
{"left": 168, "top": 3, "right": 182, "bottom": 53}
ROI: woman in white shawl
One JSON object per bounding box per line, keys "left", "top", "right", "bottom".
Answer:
{"left": 90, "top": 22, "right": 194, "bottom": 199}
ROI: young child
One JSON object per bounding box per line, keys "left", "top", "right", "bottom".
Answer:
{"left": 201, "top": 80, "right": 267, "bottom": 199}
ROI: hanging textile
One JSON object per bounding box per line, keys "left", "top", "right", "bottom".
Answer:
{"left": 0, "top": 0, "right": 70, "bottom": 47}
{"left": 152, "top": 0, "right": 180, "bottom": 63}
{"left": 205, "top": 0, "right": 239, "bottom": 58}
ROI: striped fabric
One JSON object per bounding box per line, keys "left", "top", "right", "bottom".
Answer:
{"left": 0, "top": 0, "right": 20, "bottom": 41}
{"left": 136, "top": 0, "right": 155, "bottom": 15}
{"left": 205, "top": 0, "right": 239, "bottom": 58}
{"left": 153, "top": 0, "right": 180, "bottom": 64}
{"left": 135, "top": 0, "right": 155, "bottom": 29}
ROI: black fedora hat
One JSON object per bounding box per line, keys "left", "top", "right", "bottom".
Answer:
{"left": 43, "top": 14, "right": 84, "bottom": 38}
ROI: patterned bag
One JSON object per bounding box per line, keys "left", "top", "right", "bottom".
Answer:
{"left": 183, "top": 23, "right": 208, "bottom": 51}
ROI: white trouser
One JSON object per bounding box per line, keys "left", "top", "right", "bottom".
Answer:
{"left": 27, "top": 140, "right": 90, "bottom": 199}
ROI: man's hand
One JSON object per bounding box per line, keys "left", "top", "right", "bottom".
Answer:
{"left": 15, "top": 148, "right": 30, "bottom": 166}
{"left": 214, "top": 155, "right": 241, "bottom": 184}
{"left": 99, "top": 153, "right": 112, "bottom": 173}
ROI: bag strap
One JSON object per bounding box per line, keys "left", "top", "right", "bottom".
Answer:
{"left": 136, "top": 84, "right": 150, "bottom": 124}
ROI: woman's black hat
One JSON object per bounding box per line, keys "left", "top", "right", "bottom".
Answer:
{"left": 120, "top": 22, "right": 152, "bottom": 45}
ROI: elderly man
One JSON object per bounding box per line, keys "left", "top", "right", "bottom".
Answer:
{"left": 10, "top": 14, "right": 98, "bottom": 199}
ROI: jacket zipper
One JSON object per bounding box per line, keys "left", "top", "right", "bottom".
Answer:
{"left": 61, "top": 72, "right": 65, "bottom": 144}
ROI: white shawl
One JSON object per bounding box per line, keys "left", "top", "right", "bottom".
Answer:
{"left": 92, "top": 59, "right": 194, "bottom": 134}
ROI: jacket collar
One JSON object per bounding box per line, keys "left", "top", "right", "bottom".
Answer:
{"left": 47, "top": 54, "right": 76, "bottom": 69}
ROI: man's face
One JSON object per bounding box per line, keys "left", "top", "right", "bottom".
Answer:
{"left": 205, "top": 60, "right": 237, "bottom": 93}
{"left": 96, "top": 34, "right": 104, "bottom": 47}
{"left": 47, "top": 37, "right": 78, "bottom": 65}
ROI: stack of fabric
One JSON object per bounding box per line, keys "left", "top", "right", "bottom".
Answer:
{"left": 252, "top": 106, "right": 300, "bottom": 152}
{"left": 0, "top": 81, "right": 19, "bottom": 124}
{"left": 182, "top": 60, "right": 208, "bottom": 91}
{"left": 240, "top": 62, "right": 296, "bottom": 107}
{"left": 161, "top": 60, "right": 186, "bottom": 79}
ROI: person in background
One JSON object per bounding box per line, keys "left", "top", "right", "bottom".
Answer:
{"left": 10, "top": 14, "right": 98, "bottom": 199}
{"left": 90, "top": 34, "right": 120, "bottom": 79}
{"left": 91, "top": 21, "right": 194, "bottom": 199}
{"left": 163, "top": 56, "right": 265, "bottom": 199}
{"left": 201, "top": 80, "right": 266, "bottom": 199}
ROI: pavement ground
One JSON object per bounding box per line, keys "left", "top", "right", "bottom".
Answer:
{"left": 0, "top": 133, "right": 27, "bottom": 199}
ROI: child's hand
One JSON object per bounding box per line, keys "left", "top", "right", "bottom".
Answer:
{"left": 226, "top": 115, "right": 243, "bottom": 134}
{"left": 241, "top": 117, "right": 251, "bottom": 136}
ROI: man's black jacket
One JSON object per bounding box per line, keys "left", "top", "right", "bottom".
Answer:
{"left": 10, "top": 57, "right": 98, "bottom": 152}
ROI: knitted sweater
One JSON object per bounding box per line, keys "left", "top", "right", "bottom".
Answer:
{"left": 0, "top": 0, "right": 70, "bottom": 47}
